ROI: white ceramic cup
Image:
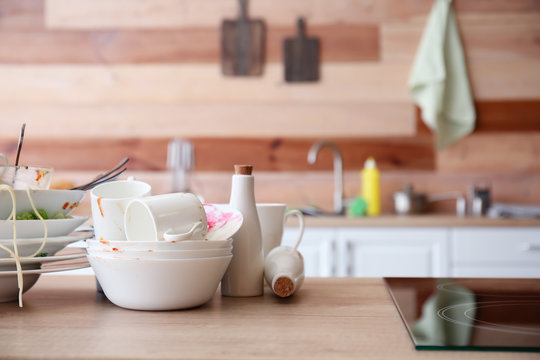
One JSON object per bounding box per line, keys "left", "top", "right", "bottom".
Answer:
{"left": 90, "top": 179, "right": 152, "bottom": 241}
{"left": 124, "top": 192, "right": 208, "bottom": 242}
{"left": 256, "top": 204, "right": 305, "bottom": 258}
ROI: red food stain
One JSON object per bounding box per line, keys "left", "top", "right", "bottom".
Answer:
{"left": 35, "top": 170, "right": 45, "bottom": 182}
{"left": 97, "top": 197, "right": 104, "bottom": 217}
{"left": 62, "top": 202, "right": 70, "bottom": 210}
{"left": 112, "top": 248, "right": 119, "bottom": 251}
{"left": 69, "top": 202, "right": 79, "bottom": 210}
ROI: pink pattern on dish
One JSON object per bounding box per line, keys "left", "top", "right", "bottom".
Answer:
{"left": 204, "top": 204, "right": 241, "bottom": 231}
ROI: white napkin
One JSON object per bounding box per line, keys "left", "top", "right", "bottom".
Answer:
{"left": 409, "top": 0, "right": 475, "bottom": 150}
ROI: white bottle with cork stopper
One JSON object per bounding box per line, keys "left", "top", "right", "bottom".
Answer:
{"left": 221, "top": 164, "right": 264, "bottom": 297}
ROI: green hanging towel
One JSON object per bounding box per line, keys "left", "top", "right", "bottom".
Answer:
{"left": 409, "top": 0, "right": 475, "bottom": 150}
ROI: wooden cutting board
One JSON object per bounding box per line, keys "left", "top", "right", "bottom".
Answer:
{"left": 283, "top": 18, "right": 320, "bottom": 82}
{"left": 221, "top": 0, "right": 265, "bottom": 76}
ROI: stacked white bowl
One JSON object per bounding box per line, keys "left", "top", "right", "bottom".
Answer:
{"left": 86, "top": 238, "right": 233, "bottom": 311}
{"left": 86, "top": 195, "right": 241, "bottom": 311}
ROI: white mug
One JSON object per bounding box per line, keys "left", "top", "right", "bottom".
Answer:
{"left": 124, "top": 192, "right": 208, "bottom": 242}
{"left": 90, "top": 179, "right": 152, "bottom": 241}
{"left": 256, "top": 203, "right": 304, "bottom": 258}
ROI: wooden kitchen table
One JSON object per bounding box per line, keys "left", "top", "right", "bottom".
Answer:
{"left": 0, "top": 276, "right": 537, "bottom": 360}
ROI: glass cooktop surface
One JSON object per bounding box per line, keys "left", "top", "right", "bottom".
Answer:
{"left": 384, "top": 278, "right": 540, "bottom": 352}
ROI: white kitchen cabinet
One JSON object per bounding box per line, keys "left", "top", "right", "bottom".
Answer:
{"left": 451, "top": 227, "right": 540, "bottom": 278}
{"left": 282, "top": 225, "right": 540, "bottom": 279}
{"left": 282, "top": 228, "right": 336, "bottom": 277}
{"left": 337, "top": 228, "right": 449, "bottom": 277}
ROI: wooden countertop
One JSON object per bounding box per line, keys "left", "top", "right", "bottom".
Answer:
{"left": 287, "top": 215, "right": 540, "bottom": 228}
{"left": 0, "top": 276, "right": 537, "bottom": 360}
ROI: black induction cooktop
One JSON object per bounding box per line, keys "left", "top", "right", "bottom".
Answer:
{"left": 384, "top": 278, "right": 540, "bottom": 352}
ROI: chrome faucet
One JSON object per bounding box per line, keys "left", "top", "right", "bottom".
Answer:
{"left": 307, "top": 140, "right": 344, "bottom": 215}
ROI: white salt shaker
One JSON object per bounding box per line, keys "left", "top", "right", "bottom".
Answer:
{"left": 221, "top": 165, "right": 264, "bottom": 297}
{"left": 264, "top": 234, "right": 305, "bottom": 298}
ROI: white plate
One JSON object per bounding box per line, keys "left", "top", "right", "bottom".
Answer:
{"left": 0, "top": 189, "right": 86, "bottom": 220}
{"left": 87, "top": 238, "right": 233, "bottom": 251}
{"left": 0, "top": 232, "right": 91, "bottom": 257}
{"left": 0, "top": 216, "right": 88, "bottom": 239}
{"left": 0, "top": 253, "right": 86, "bottom": 265}
{"left": 0, "top": 263, "right": 90, "bottom": 276}
{"left": 204, "top": 204, "right": 243, "bottom": 241}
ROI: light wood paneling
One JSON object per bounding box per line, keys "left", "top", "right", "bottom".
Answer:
{"left": 0, "top": 64, "right": 411, "bottom": 104}
{"left": 0, "top": 136, "right": 435, "bottom": 172}
{"left": 437, "top": 133, "right": 540, "bottom": 174}
{"left": 0, "top": 103, "right": 415, "bottom": 139}
{"left": 0, "top": 0, "right": 43, "bottom": 30}
{"left": 0, "top": 62, "right": 538, "bottom": 105}
{"left": 45, "top": 0, "right": 540, "bottom": 29}
{"left": 382, "top": 13, "right": 540, "bottom": 64}
{"left": 0, "top": 25, "right": 378, "bottom": 63}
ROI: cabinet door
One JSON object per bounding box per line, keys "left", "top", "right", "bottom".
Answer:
{"left": 338, "top": 228, "right": 449, "bottom": 277}
{"left": 451, "top": 227, "right": 540, "bottom": 278}
{"left": 282, "top": 228, "right": 336, "bottom": 277}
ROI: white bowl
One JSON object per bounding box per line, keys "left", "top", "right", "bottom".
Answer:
{"left": 86, "top": 238, "right": 233, "bottom": 251}
{"left": 0, "top": 189, "right": 86, "bottom": 220}
{"left": 86, "top": 247, "right": 232, "bottom": 260}
{"left": 0, "top": 273, "right": 40, "bottom": 302}
{"left": 88, "top": 254, "right": 233, "bottom": 311}
{"left": 0, "top": 216, "right": 88, "bottom": 239}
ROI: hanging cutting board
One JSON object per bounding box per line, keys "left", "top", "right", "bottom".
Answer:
{"left": 283, "top": 18, "right": 320, "bottom": 82}
{"left": 221, "top": 0, "right": 265, "bottom": 76}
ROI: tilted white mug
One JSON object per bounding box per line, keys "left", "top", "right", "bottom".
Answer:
{"left": 124, "top": 192, "right": 208, "bottom": 242}
{"left": 91, "top": 179, "right": 152, "bottom": 241}
{"left": 256, "top": 203, "right": 304, "bottom": 258}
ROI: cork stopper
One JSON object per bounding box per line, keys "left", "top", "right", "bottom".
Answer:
{"left": 273, "top": 276, "right": 295, "bottom": 298}
{"left": 234, "top": 164, "right": 253, "bottom": 175}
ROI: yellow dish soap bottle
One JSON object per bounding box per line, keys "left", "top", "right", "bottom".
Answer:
{"left": 361, "top": 157, "right": 381, "bottom": 216}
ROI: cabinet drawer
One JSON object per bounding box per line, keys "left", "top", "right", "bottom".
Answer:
{"left": 452, "top": 228, "right": 540, "bottom": 263}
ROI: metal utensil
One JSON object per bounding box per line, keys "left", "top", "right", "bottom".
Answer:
{"left": 14, "top": 123, "right": 26, "bottom": 166}
{"left": 70, "top": 157, "right": 129, "bottom": 191}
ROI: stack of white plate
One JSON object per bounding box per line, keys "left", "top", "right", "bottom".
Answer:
{"left": 0, "top": 189, "right": 90, "bottom": 302}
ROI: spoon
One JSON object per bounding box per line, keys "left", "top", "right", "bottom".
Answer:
{"left": 14, "top": 123, "right": 26, "bottom": 166}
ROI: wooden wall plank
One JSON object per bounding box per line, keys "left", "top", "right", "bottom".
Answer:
{"left": 0, "top": 103, "right": 416, "bottom": 139}
{"left": 0, "top": 136, "right": 435, "bottom": 172}
{"left": 55, "top": 170, "right": 540, "bottom": 215}
{"left": 0, "top": 0, "right": 43, "bottom": 30}
{"left": 437, "top": 133, "right": 540, "bottom": 173}
{"left": 0, "top": 62, "right": 538, "bottom": 105}
{"left": 474, "top": 101, "right": 540, "bottom": 132}
{"left": 0, "top": 25, "right": 379, "bottom": 64}
{"left": 45, "top": 0, "right": 540, "bottom": 29}
{"left": 382, "top": 13, "right": 540, "bottom": 64}
{"left": 0, "top": 64, "right": 412, "bottom": 104}
{"left": 416, "top": 100, "right": 540, "bottom": 133}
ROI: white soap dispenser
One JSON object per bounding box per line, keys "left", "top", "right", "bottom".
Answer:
{"left": 221, "top": 165, "right": 264, "bottom": 297}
